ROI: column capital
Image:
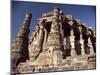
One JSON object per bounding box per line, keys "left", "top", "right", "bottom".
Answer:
{"left": 70, "top": 29, "right": 74, "bottom": 36}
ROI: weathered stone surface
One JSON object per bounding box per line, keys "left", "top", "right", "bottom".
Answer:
{"left": 11, "top": 13, "right": 32, "bottom": 73}
{"left": 11, "top": 8, "right": 96, "bottom": 74}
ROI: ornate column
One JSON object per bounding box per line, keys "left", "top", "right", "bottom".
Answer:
{"left": 78, "top": 26, "right": 85, "bottom": 55}
{"left": 46, "top": 8, "right": 63, "bottom": 65}
{"left": 15, "top": 13, "right": 32, "bottom": 61}
{"left": 43, "top": 28, "right": 48, "bottom": 50}
{"left": 70, "top": 29, "right": 77, "bottom": 56}
{"left": 87, "top": 30, "right": 94, "bottom": 55}
{"left": 80, "top": 34, "right": 85, "bottom": 55}
{"left": 28, "top": 19, "right": 45, "bottom": 61}
{"left": 59, "top": 10, "right": 64, "bottom": 49}
{"left": 38, "top": 20, "right": 44, "bottom": 48}
{"left": 67, "top": 16, "right": 77, "bottom": 56}
{"left": 11, "top": 13, "right": 32, "bottom": 72}
{"left": 29, "top": 25, "right": 40, "bottom": 60}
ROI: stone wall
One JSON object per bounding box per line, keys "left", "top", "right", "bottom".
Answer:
{"left": 11, "top": 8, "right": 96, "bottom": 74}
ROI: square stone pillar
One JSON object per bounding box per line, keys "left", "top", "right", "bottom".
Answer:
{"left": 43, "top": 28, "right": 48, "bottom": 50}
{"left": 69, "top": 29, "right": 77, "bottom": 56}
{"left": 80, "top": 34, "right": 85, "bottom": 55}
{"left": 88, "top": 36, "right": 94, "bottom": 55}
{"left": 80, "top": 39, "right": 85, "bottom": 55}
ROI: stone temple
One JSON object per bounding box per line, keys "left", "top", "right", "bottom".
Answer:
{"left": 11, "top": 7, "right": 96, "bottom": 74}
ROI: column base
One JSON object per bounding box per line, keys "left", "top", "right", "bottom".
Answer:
{"left": 81, "top": 51, "right": 86, "bottom": 56}
{"left": 89, "top": 48, "right": 95, "bottom": 55}
{"left": 70, "top": 49, "right": 77, "bottom": 56}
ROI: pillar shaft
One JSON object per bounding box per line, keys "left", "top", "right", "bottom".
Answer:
{"left": 70, "top": 29, "right": 77, "bottom": 56}
{"left": 80, "top": 34, "right": 85, "bottom": 55}
{"left": 11, "top": 13, "right": 32, "bottom": 72}
{"left": 88, "top": 36, "right": 94, "bottom": 54}
{"left": 43, "top": 28, "right": 48, "bottom": 50}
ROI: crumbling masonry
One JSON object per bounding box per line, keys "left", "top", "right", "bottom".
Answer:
{"left": 11, "top": 7, "right": 96, "bottom": 73}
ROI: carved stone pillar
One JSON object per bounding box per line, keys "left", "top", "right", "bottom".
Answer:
{"left": 35, "top": 20, "right": 44, "bottom": 55}
{"left": 38, "top": 25, "right": 44, "bottom": 48}
{"left": 43, "top": 28, "right": 48, "bottom": 50}
{"left": 80, "top": 34, "right": 85, "bottom": 55}
{"left": 11, "top": 13, "right": 32, "bottom": 72}
{"left": 29, "top": 25, "right": 40, "bottom": 60}
{"left": 70, "top": 29, "right": 77, "bottom": 56}
{"left": 29, "top": 20, "right": 44, "bottom": 60}
{"left": 78, "top": 26, "right": 85, "bottom": 55}
{"left": 88, "top": 36, "right": 94, "bottom": 55}
{"left": 45, "top": 8, "right": 63, "bottom": 64}
{"left": 59, "top": 10, "right": 64, "bottom": 48}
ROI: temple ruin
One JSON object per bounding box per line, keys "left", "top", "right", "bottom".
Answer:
{"left": 11, "top": 7, "right": 96, "bottom": 73}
